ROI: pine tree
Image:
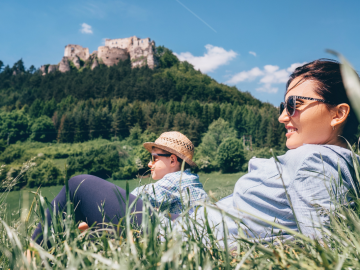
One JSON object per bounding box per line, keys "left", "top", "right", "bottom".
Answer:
{"left": 89, "top": 109, "right": 102, "bottom": 139}
{"left": 213, "top": 103, "right": 220, "bottom": 120}
{"left": 201, "top": 104, "right": 209, "bottom": 130}
{"left": 57, "top": 114, "right": 75, "bottom": 143}
{"left": 112, "top": 109, "right": 121, "bottom": 139}
{"left": 42, "top": 98, "right": 57, "bottom": 118}
{"left": 74, "top": 112, "right": 89, "bottom": 142}
{"left": 99, "top": 107, "right": 112, "bottom": 139}
{"left": 29, "top": 99, "right": 44, "bottom": 118}
{"left": 12, "top": 59, "right": 25, "bottom": 73}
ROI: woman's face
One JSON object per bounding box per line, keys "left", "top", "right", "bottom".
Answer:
{"left": 278, "top": 77, "right": 336, "bottom": 149}
{"left": 147, "top": 148, "right": 178, "bottom": 180}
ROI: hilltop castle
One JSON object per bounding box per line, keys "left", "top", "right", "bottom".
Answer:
{"left": 41, "top": 36, "right": 157, "bottom": 75}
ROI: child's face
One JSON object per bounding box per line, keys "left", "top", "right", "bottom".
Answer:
{"left": 148, "top": 148, "right": 177, "bottom": 180}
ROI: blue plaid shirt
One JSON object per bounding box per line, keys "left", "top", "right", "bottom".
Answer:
{"left": 131, "top": 169, "right": 208, "bottom": 214}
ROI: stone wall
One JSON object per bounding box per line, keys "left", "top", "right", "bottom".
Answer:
{"left": 40, "top": 66, "right": 47, "bottom": 75}
{"left": 48, "top": 65, "right": 58, "bottom": 73}
{"left": 97, "top": 46, "right": 129, "bottom": 66}
{"left": 105, "top": 37, "right": 134, "bottom": 49}
{"left": 128, "top": 39, "right": 156, "bottom": 69}
{"left": 64, "top": 44, "right": 90, "bottom": 61}
{"left": 59, "top": 57, "right": 70, "bottom": 73}
{"left": 103, "top": 36, "right": 156, "bottom": 69}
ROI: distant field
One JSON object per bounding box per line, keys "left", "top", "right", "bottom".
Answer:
{"left": 2, "top": 171, "right": 244, "bottom": 221}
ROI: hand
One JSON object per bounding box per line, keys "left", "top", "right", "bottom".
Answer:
{"left": 78, "top": 222, "right": 89, "bottom": 232}
{"left": 25, "top": 242, "right": 34, "bottom": 265}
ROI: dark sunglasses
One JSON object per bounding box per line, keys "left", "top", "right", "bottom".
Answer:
{"left": 150, "top": 153, "right": 172, "bottom": 163}
{"left": 279, "top": 95, "right": 335, "bottom": 117}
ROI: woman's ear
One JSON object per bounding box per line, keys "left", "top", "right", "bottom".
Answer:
{"left": 331, "top": 103, "right": 350, "bottom": 128}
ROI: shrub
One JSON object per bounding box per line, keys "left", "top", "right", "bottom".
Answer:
{"left": 112, "top": 165, "right": 138, "bottom": 180}
{"left": 194, "top": 118, "right": 237, "bottom": 172}
{"left": 0, "top": 111, "right": 29, "bottom": 142}
{"left": 0, "top": 139, "right": 7, "bottom": 153}
{"left": 216, "top": 137, "right": 245, "bottom": 173}
{"left": 53, "top": 152, "right": 69, "bottom": 159}
{"left": 27, "top": 159, "right": 63, "bottom": 187}
{"left": 0, "top": 146, "right": 24, "bottom": 164}
{"left": 66, "top": 144, "right": 129, "bottom": 179}
{"left": 30, "top": 115, "right": 56, "bottom": 142}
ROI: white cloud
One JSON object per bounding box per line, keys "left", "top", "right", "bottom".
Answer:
{"left": 249, "top": 51, "right": 257, "bottom": 57}
{"left": 226, "top": 62, "right": 307, "bottom": 93}
{"left": 174, "top": 45, "right": 237, "bottom": 73}
{"left": 80, "top": 23, "right": 93, "bottom": 34}
{"left": 226, "top": 67, "right": 264, "bottom": 84}
{"left": 256, "top": 84, "right": 279, "bottom": 93}
{"left": 287, "top": 62, "right": 305, "bottom": 73}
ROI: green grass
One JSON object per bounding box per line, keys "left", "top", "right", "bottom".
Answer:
{"left": 198, "top": 171, "right": 245, "bottom": 199}
{"left": 52, "top": 158, "right": 67, "bottom": 172}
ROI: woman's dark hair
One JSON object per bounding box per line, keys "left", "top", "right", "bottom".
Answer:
{"left": 286, "top": 59, "right": 360, "bottom": 144}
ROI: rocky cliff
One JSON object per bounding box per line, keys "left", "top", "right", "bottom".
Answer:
{"left": 40, "top": 36, "right": 158, "bottom": 74}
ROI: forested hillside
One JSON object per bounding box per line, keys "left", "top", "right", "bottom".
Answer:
{"left": 0, "top": 48, "right": 263, "bottom": 107}
{"left": 0, "top": 47, "right": 285, "bottom": 147}
{"left": 0, "top": 47, "right": 287, "bottom": 187}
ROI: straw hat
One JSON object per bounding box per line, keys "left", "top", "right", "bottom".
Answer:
{"left": 143, "top": 131, "right": 197, "bottom": 167}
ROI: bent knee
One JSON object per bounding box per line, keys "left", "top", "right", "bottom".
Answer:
{"left": 68, "top": 174, "right": 93, "bottom": 190}
{"left": 68, "top": 174, "right": 108, "bottom": 191}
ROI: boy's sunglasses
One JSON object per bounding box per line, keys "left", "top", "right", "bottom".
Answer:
{"left": 279, "top": 95, "right": 335, "bottom": 117}
{"left": 150, "top": 153, "right": 172, "bottom": 163}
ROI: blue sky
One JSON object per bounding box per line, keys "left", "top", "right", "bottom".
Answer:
{"left": 1, "top": 0, "right": 360, "bottom": 105}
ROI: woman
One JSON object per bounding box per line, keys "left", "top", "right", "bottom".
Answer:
{"left": 32, "top": 132, "right": 207, "bottom": 244}
{"left": 178, "top": 59, "right": 360, "bottom": 244}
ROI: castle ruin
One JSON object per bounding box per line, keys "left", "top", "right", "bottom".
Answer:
{"left": 40, "top": 36, "right": 157, "bottom": 75}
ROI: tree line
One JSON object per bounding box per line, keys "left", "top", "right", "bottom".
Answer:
{"left": 0, "top": 97, "right": 286, "bottom": 150}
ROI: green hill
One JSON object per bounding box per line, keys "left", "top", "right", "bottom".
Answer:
{"left": 0, "top": 47, "right": 286, "bottom": 188}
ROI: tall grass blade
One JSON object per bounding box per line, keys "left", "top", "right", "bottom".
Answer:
{"left": 327, "top": 50, "right": 360, "bottom": 120}
{"left": 234, "top": 245, "right": 255, "bottom": 270}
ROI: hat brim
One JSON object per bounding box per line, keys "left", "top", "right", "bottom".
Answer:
{"left": 143, "top": 142, "right": 197, "bottom": 167}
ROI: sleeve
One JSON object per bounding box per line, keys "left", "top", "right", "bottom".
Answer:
{"left": 288, "top": 152, "right": 347, "bottom": 239}
{"left": 130, "top": 187, "right": 139, "bottom": 196}
{"left": 132, "top": 181, "right": 181, "bottom": 212}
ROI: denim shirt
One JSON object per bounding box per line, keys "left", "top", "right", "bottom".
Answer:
{"left": 174, "top": 144, "right": 359, "bottom": 245}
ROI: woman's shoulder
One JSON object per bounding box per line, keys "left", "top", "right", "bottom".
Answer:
{"left": 285, "top": 144, "right": 352, "bottom": 159}
{"left": 284, "top": 144, "right": 355, "bottom": 173}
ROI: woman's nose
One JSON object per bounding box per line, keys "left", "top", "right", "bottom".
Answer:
{"left": 278, "top": 109, "right": 290, "bottom": 124}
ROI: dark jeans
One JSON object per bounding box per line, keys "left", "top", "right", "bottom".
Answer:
{"left": 31, "top": 174, "right": 178, "bottom": 245}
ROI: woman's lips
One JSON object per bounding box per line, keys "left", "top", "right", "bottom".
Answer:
{"left": 286, "top": 127, "right": 298, "bottom": 137}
